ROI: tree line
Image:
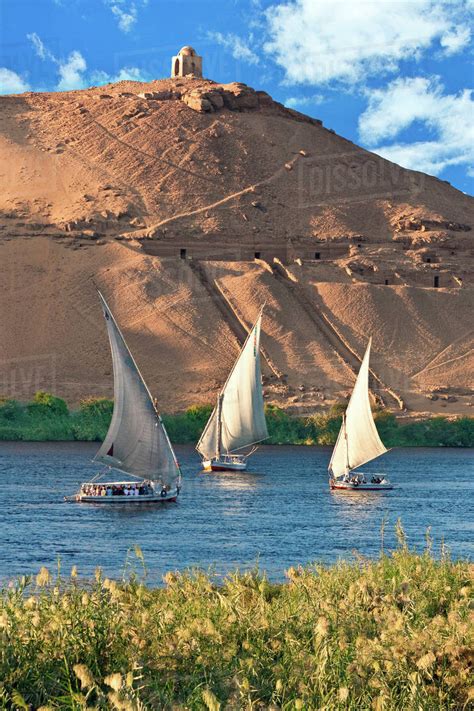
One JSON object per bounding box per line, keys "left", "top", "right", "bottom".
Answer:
{"left": 0, "top": 392, "right": 472, "bottom": 447}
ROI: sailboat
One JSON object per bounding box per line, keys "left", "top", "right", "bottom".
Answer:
{"left": 328, "top": 338, "right": 393, "bottom": 491}
{"left": 196, "top": 307, "right": 268, "bottom": 472}
{"left": 66, "top": 291, "right": 182, "bottom": 503}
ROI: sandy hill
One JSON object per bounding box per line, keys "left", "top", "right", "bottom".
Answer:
{"left": 0, "top": 75, "right": 473, "bottom": 417}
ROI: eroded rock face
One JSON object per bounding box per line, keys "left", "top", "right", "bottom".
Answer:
{"left": 222, "top": 83, "right": 259, "bottom": 109}
{"left": 182, "top": 92, "right": 213, "bottom": 113}
{"left": 138, "top": 90, "right": 181, "bottom": 101}
{"left": 397, "top": 218, "right": 472, "bottom": 232}
{"left": 180, "top": 83, "right": 260, "bottom": 113}
{"left": 129, "top": 78, "right": 324, "bottom": 127}
{"left": 204, "top": 90, "right": 224, "bottom": 110}
{"left": 135, "top": 81, "right": 263, "bottom": 114}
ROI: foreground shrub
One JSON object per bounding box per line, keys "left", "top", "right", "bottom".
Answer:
{"left": 0, "top": 539, "right": 472, "bottom": 709}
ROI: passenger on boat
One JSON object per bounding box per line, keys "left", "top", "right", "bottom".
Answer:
{"left": 81, "top": 482, "right": 157, "bottom": 497}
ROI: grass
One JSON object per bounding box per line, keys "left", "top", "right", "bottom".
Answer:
{"left": 0, "top": 393, "right": 473, "bottom": 447}
{"left": 0, "top": 530, "right": 473, "bottom": 710}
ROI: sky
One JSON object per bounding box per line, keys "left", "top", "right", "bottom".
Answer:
{"left": 0, "top": 0, "right": 473, "bottom": 194}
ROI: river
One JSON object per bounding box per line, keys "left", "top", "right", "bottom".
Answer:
{"left": 0, "top": 443, "right": 472, "bottom": 584}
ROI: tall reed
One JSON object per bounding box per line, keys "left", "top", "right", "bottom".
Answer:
{"left": 0, "top": 530, "right": 472, "bottom": 709}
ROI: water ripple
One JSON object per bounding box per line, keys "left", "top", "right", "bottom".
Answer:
{"left": 0, "top": 443, "right": 472, "bottom": 584}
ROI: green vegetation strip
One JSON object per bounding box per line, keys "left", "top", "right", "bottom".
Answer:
{"left": 0, "top": 392, "right": 473, "bottom": 446}
{"left": 0, "top": 534, "right": 472, "bottom": 709}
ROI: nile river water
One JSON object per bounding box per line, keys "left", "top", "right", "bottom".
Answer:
{"left": 0, "top": 443, "right": 472, "bottom": 584}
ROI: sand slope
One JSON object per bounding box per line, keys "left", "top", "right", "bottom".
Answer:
{"left": 0, "top": 77, "right": 472, "bottom": 416}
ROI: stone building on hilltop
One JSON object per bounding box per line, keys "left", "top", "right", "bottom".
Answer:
{"left": 171, "top": 46, "right": 202, "bottom": 78}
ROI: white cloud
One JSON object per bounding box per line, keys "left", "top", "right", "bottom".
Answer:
{"left": 27, "top": 33, "right": 87, "bottom": 90}
{"left": 26, "top": 33, "right": 146, "bottom": 91}
{"left": 285, "top": 94, "right": 324, "bottom": 108}
{"left": 90, "top": 66, "right": 149, "bottom": 84}
{"left": 264, "top": 0, "right": 473, "bottom": 85}
{"left": 359, "top": 76, "right": 474, "bottom": 176}
{"left": 110, "top": 4, "right": 137, "bottom": 32}
{"left": 359, "top": 77, "right": 439, "bottom": 143}
{"left": 0, "top": 68, "right": 30, "bottom": 94}
{"left": 27, "top": 32, "right": 49, "bottom": 60}
{"left": 57, "top": 50, "right": 87, "bottom": 90}
{"left": 104, "top": 1, "right": 148, "bottom": 33}
{"left": 371, "top": 141, "right": 466, "bottom": 176}
{"left": 208, "top": 31, "right": 260, "bottom": 65}
{"left": 440, "top": 25, "right": 471, "bottom": 55}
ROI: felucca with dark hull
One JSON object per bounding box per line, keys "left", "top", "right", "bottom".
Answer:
{"left": 65, "top": 291, "right": 182, "bottom": 504}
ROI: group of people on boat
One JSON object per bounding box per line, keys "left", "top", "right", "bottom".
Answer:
{"left": 347, "top": 474, "right": 365, "bottom": 486}
{"left": 345, "top": 474, "right": 387, "bottom": 487}
{"left": 80, "top": 482, "right": 153, "bottom": 497}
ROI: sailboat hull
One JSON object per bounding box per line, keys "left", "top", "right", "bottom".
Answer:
{"left": 68, "top": 493, "right": 178, "bottom": 503}
{"left": 202, "top": 456, "right": 247, "bottom": 472}
{"left": 330, "top": 476, "right": 393, "bottom": 491}
{"left": 65, "top": 485, "right": 180, "bottom": 503}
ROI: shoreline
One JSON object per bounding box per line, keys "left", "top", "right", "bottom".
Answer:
{"left": 1, "top": 439, "right": 473, "bottom": 449}
{"left": 1, "top": 394, "right": 473, "bottom": 447}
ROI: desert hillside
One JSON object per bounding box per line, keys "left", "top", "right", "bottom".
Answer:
{"left": 0, "top": 74, "right": 473, "bottom": 417}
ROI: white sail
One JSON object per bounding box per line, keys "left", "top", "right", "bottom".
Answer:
{"left": 94, "top": 291, "right": 181, "bottom": 487}
{"left": 329, "top": 338, "right": 387, "bottom": 479}
{"left": 197, "top": 310, "right": 268, "bottom": 460}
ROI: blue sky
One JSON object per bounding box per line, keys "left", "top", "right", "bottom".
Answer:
{"left": 1, "top": 0, "right": 473, "bottom": 194}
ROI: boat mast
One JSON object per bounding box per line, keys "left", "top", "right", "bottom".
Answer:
{"left": 153, "top": 398, "right": 183, "bottom": 485}
{"left": 216, "top": 393, "right": 223, "bottom": 459}
{"left": 343, "top": 413, "right": 350, "bottom": 475}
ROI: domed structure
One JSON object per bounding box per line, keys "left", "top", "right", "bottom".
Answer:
{"left": 171, "top": 46, "right": 202, "bottom": 78}
{"left": 179, "top": 46, "right": 196, "bottom": 57}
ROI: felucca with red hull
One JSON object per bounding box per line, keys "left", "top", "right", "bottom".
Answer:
{"left": 197, "top": 306, "right": 268, "bottom": 472}
{"left": 65, "top": 291, "right": 182, "bottom": 503}
{"left": 328, "top": 338, "right": 393, "bottom": 491}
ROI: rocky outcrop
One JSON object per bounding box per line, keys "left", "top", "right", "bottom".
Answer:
{"left": 135, "top": 81, "right": 264, "bottom": 114}
{"left": 137, "top": 90, "right": 181, "bottom": 101}
{"left": 129, "top": 78, "right": 324, "bottom": 126}
{"left": 222, "top": 83, "right": 259, "bottom": 109}
{"left": 396, "top": 218, "right": 471, "bottom": 232}
{"left": 179, "top": 82, "right": 260, "bottom": 113}
{"left": 182, "top": 91, "right": 213, "bottom": 112}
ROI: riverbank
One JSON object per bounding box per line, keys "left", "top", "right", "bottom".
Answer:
{"left": 1, "top": 538, "right": 472, "bottom": 709}
{"left": 0, "top": 393, "right": 473, "bottom": 447}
